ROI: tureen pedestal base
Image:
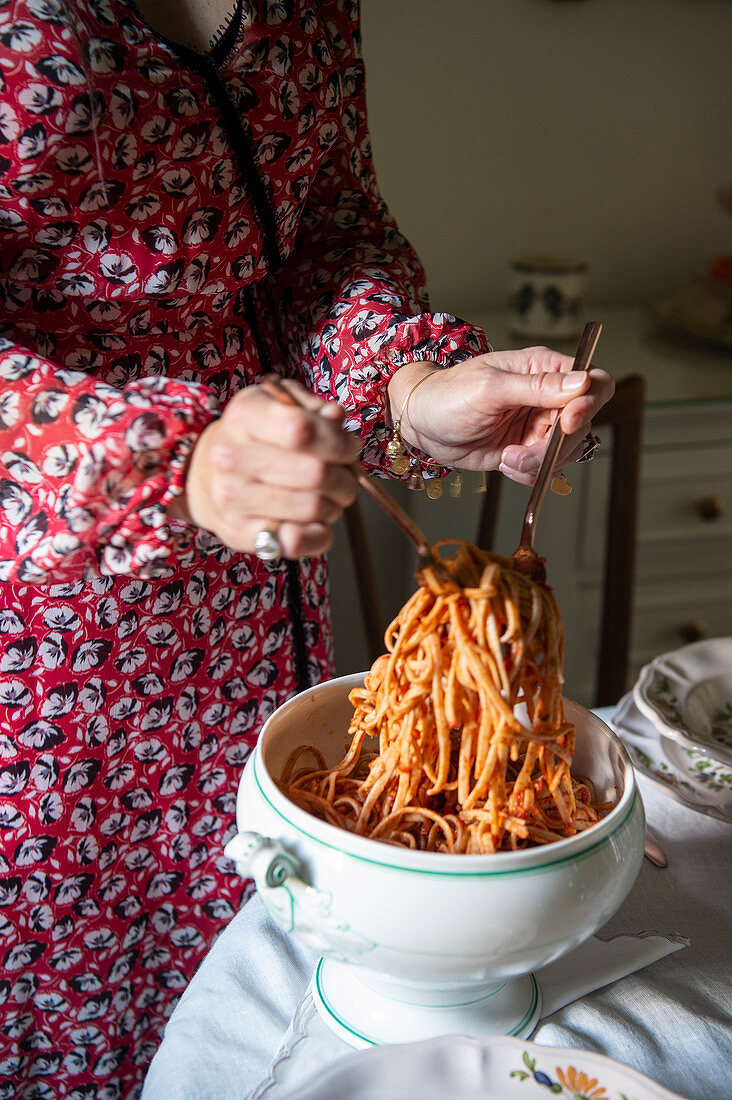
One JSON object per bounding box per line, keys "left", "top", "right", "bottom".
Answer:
{"left": 312, "top": 958, "right": 542, "bottom": 1049}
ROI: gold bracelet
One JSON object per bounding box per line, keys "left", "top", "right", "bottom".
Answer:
{"left": 386, "top": 371, "right": 452, "bottom": 498}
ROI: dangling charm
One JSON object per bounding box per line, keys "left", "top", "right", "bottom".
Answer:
{"left": 450, "top": 470, "right": 463, "bottom": 497}
{"left": 551, "top": 471, "right": 572, "bottom": 495}
{"left": 386, "top": 399, "right": 448, "bottom": 495}
{"left": 387, "top": 436, "right": 410, "bottom": 476}
{"left": 408, "top": 467, "right": 425, "bottom": 491}
{"left": 474, "top": 471, "right": 487, "bottom": 493}
{"left": 426, "top": 477, "right": 443, "bottom": 499}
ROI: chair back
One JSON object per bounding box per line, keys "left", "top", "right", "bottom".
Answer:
{"left": 343, "top": 499, "right": 385, "bottom": 666}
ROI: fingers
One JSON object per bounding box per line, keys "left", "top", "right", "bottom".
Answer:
{"left": 209, "top": 473, "right": 357, "bottom": 538}
{"left": 210, "top": 439, "right": 357, "bottom": 502}
{"left": 498, "top": 448, "right": 544, "bottom": 486}
{"left": 217, "top": 517, "right": 338, "bottom": 560}
{"left": 238, "top": 381, "right": 361, "bottom": 464}
{"left": 475, "top": 348, "right": 613, "bottom": 418}
{"left": 496, "top": 363, "right": 613, "bottom": 485}
{"left": 498, "top": 417, "right": 594, "bottom": 486}
{"left": 273, "top": 521, "right": 337, "bottom": 559}
{"left": 182, "top": 381, "right": 361, "bottom": 558}
{"left": 557, "top": 368, "right": 614, "bottom": 436}
{"left": 480, "top": 360, "right": 588, "bottom": 412}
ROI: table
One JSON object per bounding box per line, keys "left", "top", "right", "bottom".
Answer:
{"left": 141, "top": 709, "right": 732, "bottom": 1100}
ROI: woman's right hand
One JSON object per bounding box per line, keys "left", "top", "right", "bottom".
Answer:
{"left": 170, "top": 379, "right": 360, "bottom": 558}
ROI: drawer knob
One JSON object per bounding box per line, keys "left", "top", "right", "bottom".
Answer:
{"left": 679, "top": 619, "right": 708, "bottom": 644}
{"left": 695, "top": 495, "right": 725, "bottom": 521}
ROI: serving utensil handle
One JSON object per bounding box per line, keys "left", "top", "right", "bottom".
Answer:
{"left": 519, "top": 320, "right": 603, "bottom": 552}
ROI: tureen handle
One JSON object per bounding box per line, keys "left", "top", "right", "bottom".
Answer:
{"left": 224, "top": 830, "right": 301, "bottom": 890}
{"left": 223, "top": 831, "right": 376, "bottom": 956}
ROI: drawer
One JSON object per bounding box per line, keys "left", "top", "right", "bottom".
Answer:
{"left": 638, "top": 444, "right": 732, "bottom": 537}
{"left": 564, "top": 576, "right": 732, "bottom": 707}
{"left": 631, "top": 582, "right": 732, "bottom": 666}
{"left": 643, "top": 400, "right": 732, "bottom": 448}
{"left": 635, "top": 530, "right": 732, "bottom": 580}
{"left": 578, "top": 442, "right": 732, "bottom": 581}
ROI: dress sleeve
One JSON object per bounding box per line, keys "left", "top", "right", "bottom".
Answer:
{"left": 0, "top": 339, "right": 219, "bottom": 584}
{"left": 257, "top": 0, "right": 491, "bottom": 475}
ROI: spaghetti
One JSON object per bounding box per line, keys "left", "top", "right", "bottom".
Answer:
{"left": 281, "top": 542, "right": 611, "bottom": 853}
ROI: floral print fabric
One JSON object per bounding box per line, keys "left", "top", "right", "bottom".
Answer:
{"left": 0, "top": 0, "right": 488, "bottom": 1094}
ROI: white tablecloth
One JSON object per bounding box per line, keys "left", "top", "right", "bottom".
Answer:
{"left": 142, "top": 711, "right": 732, "bottom": 1100}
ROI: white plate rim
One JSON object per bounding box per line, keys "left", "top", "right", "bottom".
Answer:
{"left": 277, "top": 1032, "right": 687, "bottom": 1100}
{"left": 632, "top": 638, "right": 732, "bottom": 767}
{"left": 611, "top": 693, "right": 732, "bottom": 825}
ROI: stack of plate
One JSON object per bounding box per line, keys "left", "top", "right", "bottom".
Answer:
{"left": 610, "top": 638, "right": 732, "bottom": 824}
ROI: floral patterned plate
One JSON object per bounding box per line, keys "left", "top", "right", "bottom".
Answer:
{"left": 611, "top": 693, "right": 732, "bottom": 825}
{"left": 278, "top": 1033, "right": 685, "bottom": 1100}
{"left": 633, "top": 638, "right": 732, "bottom": 768}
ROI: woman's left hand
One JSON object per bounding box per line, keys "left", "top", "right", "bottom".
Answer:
{"left": 387, "top": 347, "right": 615, "bottom": 486}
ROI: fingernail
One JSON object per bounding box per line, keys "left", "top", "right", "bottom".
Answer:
{"left": 498, "top": 462, "right": 518, "bottom": 480}
{"left": 497, "top": 462, "right": 530, "bottom": 484}
{"left": 562, "top": 373, "right": 586, "bottom": 391}
{"left": 499, "top": 456, "right": 538, "bottom": 480}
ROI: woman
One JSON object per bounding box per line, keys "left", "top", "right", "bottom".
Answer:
{"left": 0, "top": 0, "right": 612, "bottom": 1094}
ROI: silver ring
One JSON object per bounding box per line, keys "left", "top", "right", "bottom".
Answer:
{"left": 577, "top": 432, "right": 601, "bottom": 463}
{"left": 253, "top": 527, "right": 282, "bottom": 561}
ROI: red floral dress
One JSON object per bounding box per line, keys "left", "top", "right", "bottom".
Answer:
{"left": 0, "top": 0, "right": 488, "bottom": 1094}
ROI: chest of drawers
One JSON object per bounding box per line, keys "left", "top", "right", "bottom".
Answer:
{"left": 569, "top": 399, "right": 732, "bottom": 701}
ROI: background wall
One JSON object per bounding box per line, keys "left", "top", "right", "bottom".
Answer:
{"left": 360, "top": 0, "right": 731, "bottom": 317}
{"left": 329, "top": 0, "right": 732, "bottom": 679}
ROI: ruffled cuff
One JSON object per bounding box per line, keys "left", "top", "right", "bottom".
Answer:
{"left": 1, "top": 375, "right": 221, "bottom": 585}
{"left": 340, "top": 311, "right": 492, "bottom": 478}
{"left": 96, "top": 378, "right": 220, "bottom": 580}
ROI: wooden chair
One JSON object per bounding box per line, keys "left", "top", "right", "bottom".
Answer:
{"left": 343, "top": 499, "right": 385, "bottom": 666}
{"left": 476, "top": 374, "right": 646, "bottom": 706}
